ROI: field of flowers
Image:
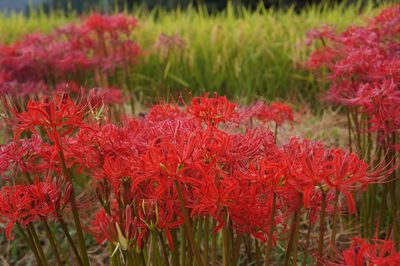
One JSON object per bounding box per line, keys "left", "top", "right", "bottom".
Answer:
{"left": 0, "top": 2, "right": 399, "bottom": 266}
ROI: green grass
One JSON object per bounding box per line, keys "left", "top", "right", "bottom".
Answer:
{"left": 0, "top": 2, "right": 388, "bottom": 105}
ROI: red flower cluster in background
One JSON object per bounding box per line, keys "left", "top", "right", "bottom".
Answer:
{"left": 0, "top": 13, "right": 140, "bottom": 98}
{"left": 306, "top": 6, "right": 400, "bottom": 266}
{"left": 330, "top": 238, "right": 400, "bottom": 266}
{"left": 306, "top": 5, "right": 400, "bottom": 137}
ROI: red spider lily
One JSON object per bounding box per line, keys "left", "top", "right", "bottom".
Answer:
{"left": 306, "top": 5, "right": 400, "bottom": 137}
{"left": 60, "top": 13, "right": 140, "bottom": 73}
{"left": 237, "top": 101, "right": 265, "bottom": 125}
{"left": 283, "top": 138, "right": 381, "bottom": 214}
{"left": 226, "top": 182, "right": 274, "bottom": 242}
{"left": 329, "top": 238, "right": 400, "bottom": 266}
{"left": 54, "top": 81, "right": 81, "bottom": 94}
{"left": 6, "top": 94, "right": 85, "bottom": 150}
{"left": 284, "top": 138, "right": 331, "bottom": 208}
{"left": 154, "top": 33, "right": 186, "bottom": 58}
{"left": 0, "top": 80, "right": 48, "bottom": 98}
{"left": 230, "top": 161, "right": 299, "bottom": 242}
{"left": 145, "top": 103, "right": 187, "bottom": 122}
{"left": 246, "top": 145, "right": 289, "bottom": 192}
{"left": 257, "top": 102, "right": 294, "bottom": 126}
{"left": 88, "top": 87, "right": 124, "bottom": 108}
{"left": 190, "top": 168, "right": 240, "bottom": 233}
{"left": 221, "top": 128, "right": 275, "bottom": 173}
{"left": 28, "top": 176, "right": 72, "bottom": 218}
{"left": 82, "top": 13, "right": 138, "bottom": 34}
{"left": 138, "top": 199, "right": 183, "bottom": 249}
{"left": 95, "top": 178, "right": 112, "bottom": 210}
{"left": 90, "top": 208, "right": 119, "bottom": 245}
{"left": 70, "top": 121, "right": 148, "bottom": 186}
{"left": 89, "top": 204, "right": 141, "bottom": 250}
{"left": 0, "top": 14, "right": 140, "bottom": 101}
{"left": 305, "top": 25, "right": 337, "bottom": 46}
{"left": 0, "top": 185, "right": 34, "bottom": 239}
{"left": 323, "top": 149, "right": 370, "bottom": 213}
{"left": 187, "top": 93, "right": 238, "bottom": 126}
{"left": 0, "top": 134, "right": 50, "bottom": 179}
{"left": 0, "top": 176, "right": 72, "bottom": 240}
{"left": 369, "top": 5, "right": 400, "bottom": 36}
{"left": 305, "top": 189, "right": 339, "bottom": 224}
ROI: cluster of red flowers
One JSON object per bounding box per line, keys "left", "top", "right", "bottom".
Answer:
{"left": 306, "top": 6, "right": 400, "bottom": 265}
{"left": 330, "top": 238, "right": 400, "bottom": 266}
{"left": 0, "top": 13, "right": 140, "bottom": 98}
{"left": 239, "top": 100, "right": 294, "bottom": 124}
{"left": 306, "top": 5, "right": 400, "bottom": 136}
{"left": 0, "top": 6, "right": 399, "bottom": 265}
{"left": 0, "top": 92, "right": 393, "bottom": 265}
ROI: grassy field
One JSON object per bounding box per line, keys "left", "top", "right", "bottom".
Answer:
{"left": 0, "top": 2, "right": 387, "bottom": 104}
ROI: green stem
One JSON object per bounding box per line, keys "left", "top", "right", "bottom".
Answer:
{"left": 18, "top": 224, "right": 43, "bottom": 266}
{"left": 362, "top": 193, "right": 369, "bottom": 237}
{"left": 151, "top": 230, "right": 161, "bottom": 266}
{"left": 292, "top": 208, "right": 302, "bottom": 265}
{"left": 302, "top": 215, "right": 313, "bottom": 266}
{"left": 204, "top": 215, "right": 210, "bottom": 265}
{"left": 232, "top": 234, "right": 242, "bottom": 266}
{"left": 330, "top": 190, "right": 340, "bottom": 251}
{"left": 159, "top": 232, "right": 170, "bottom": 266}
{"left": 346, "top": 109, "right": 352, "bottom": 153}
{"left": 58, "top": 216, "right": 85, "bottom": 266}
{"left": 109, "top": 243, "right": 118, "bottom": 266}
{"left": 211, "top": 220, "right": 217, "bottom": 266}
{"left": 24, "top": 174, "right": 63, "bottom": 265}
{"left": 368, "top": 185, "right": 378, "bottom": 238}
{"left": 317, "top": 192, "right": 327, "bottom": 266}
{"left": 244, "top": 236, "right": 253, "bottom": 264}
{"left": 389, "top": 133, "right": 398, "bottom": 249}
{"left": 180, "top": 226, "right": 186, "bottom": 266}
{"left": 379, "top": 184, "right": 389, "bottom": 230}
{"left": 255, "top": 239, "right": 261, "bottom": 266}
{"left": 368, "top": 139, "right": 382, "bottom": 237}
{"left": 265, "top": 192, "right": 276, "bottom": 266}
{"left": 283, "top": 208, "right": 299, "bottom": 266}
{"left": 174, "top": 180, "right": 204, "bottom": 266}
{"left": 139, "top": 251, "right": 146, "bottom": 266}
{"left": 58, "top": 150, "right": 90, "bottom": 266}
{"left": 351, "top": 111, "right": 362, "bottom": 154}
{"left": 43, "top": 222, "right": 63, "bottom": 266}
{"left": 171, "top": 229, "right": 179, "bottom": 266}
{"left": 222, "top": 211, "right": 229, "bottom": 266}
{"left": 28, "top": 223, "right": 49, "bottom": 266}
{"left": 187, "top": 227, "right": 194, "bottom": 266}
{"left": 123, "top": 250, "right": 134, "bottom": 266}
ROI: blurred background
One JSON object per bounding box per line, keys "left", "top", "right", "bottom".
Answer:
{"left": 0, "top": 0, "right": 384, "bottom": 14}
{"left": 0, "top": 0, "right": 394, "bottom": 108}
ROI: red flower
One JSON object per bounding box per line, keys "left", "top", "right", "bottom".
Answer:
{"left": 89, "top": 204, "right": 141, "bottom": 249}
{"left": 187, "top": 93, "right": 238, "bottom": 126}
{"left": 0, "top": 134, "right": 50, "bottom": 179}
{"left": 257, "top": 102, "right": 294, "bottom": 126}
{"left": 7, "top": 94, "right": 85, "bottom": 149}
{"left": 27, "top": 176, "right": 72, "bottom": 220}
{"left": 0, "top": 185, "right": 33, "bottom": 239}
{"left": 83, "top": 13, "right": 138, "bottom": 34}
{"left": 284, "top": 138, "right": 331, "bottom": 208}
{"left": 329, "top": 238, "right": 400, "bottom": 266}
